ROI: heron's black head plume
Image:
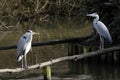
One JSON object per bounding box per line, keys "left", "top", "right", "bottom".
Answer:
{"left": 27, "top": 30, "right": 32, "bottom": 33}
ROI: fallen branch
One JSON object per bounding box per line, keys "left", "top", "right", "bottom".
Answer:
{"left": 0, "top": 46, "right": 120, "bottom": 73}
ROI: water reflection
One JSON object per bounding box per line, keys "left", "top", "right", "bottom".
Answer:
{"left": 86, "top": 63, "right": 120, "bottom": 80}
{"left": 68, "top": 60, "right": 120, "bottom": 80}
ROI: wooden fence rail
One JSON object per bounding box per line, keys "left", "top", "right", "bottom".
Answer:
{"left": 0, "top": 46, "right": 119, "bottom": 73}
{"left": 0, "top": 37, "right": 90, "bottom": 50}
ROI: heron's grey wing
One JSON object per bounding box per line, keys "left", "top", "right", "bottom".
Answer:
{"left": 17, "top": 36, "right": 26, "bottom": 56}
{"left": 17, "top": 33, "right": 30, "bottom": 55}
{"left": 94, "top": 21, "right": 112, "bottom": 44}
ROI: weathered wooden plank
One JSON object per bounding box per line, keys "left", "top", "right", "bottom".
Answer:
{"left": 0, "top": 46, "right": 119, "bottom": 73}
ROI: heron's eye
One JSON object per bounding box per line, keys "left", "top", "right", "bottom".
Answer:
{"left": 23, "top": 36, "right": 27, "bottom": 39}
{"left": 27, "top": 31, "right": 31, "bottom": 32}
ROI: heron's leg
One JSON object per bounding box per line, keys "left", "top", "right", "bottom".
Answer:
{"left": 101, "top": 37, "right": 104, "bottom": 48}
{"left": 24, "top": 55, "right": 28, "bottom": 68}
{"left": 100, "top": 35, "right": 104, "bottom": 49}
{"left": 22, "top": 58, "right": 24, "bottom": 68}
{"left": 99, "top": 35, "right": 102, "bottom": 49}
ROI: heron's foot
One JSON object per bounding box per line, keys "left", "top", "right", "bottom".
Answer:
{"left": 99, "top": 44, "right": 104, "bottom": 50}
{"left": 99, "top": 46, "right": 104, "bottom": 50}
{"left": 24, "top": 65, "right": 28, "bottom": 69}
{"left": 21, "top": 65, "right": 27, "bottom": 69}
{"left": 22, "top": 65, "right": 24, "bottom": 68}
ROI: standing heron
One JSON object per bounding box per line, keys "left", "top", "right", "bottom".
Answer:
{"left": 87, "top": 13, "right": 112, "bottom": 49}
{"left": 17, "top": 30, "right": 39, "bottom": 68}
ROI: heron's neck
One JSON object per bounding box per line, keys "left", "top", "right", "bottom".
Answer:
{"left": 93, "top": 16, "right": 99, "bottom": 25}
{"left": 94, "top": 16, "right": 99, "bottom": 21}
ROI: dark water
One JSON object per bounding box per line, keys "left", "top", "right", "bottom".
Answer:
{"left": 0, "top": 18, "right": 119, "bottom": 80}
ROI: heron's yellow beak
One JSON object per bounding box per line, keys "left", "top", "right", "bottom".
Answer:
{"left": 86, "top": 14, "right": 92, "bottom": 16}
{"left": 32, "top": 32, "right": 39, "bottom": 35}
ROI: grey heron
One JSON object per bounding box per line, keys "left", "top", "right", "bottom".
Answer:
{"left": 87, "top": 13, "right": 112, "bottom": 49}
{"left": 17, "top": 30, "right": 39, "bottom": 68}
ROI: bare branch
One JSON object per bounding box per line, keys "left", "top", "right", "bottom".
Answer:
{"left": 0, "top": 46, "right": 119, "bottom": 73}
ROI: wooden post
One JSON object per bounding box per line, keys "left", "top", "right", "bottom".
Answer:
{"left": 68, "top": 43, "right": 83, "bottom": 74}
{"left": 107, "top": 52, "right": 114, "bottom": 65}
{"left": 43, "top": 66, "right": 51, "bottom": 80}
{"left": 83, "top": 46, "right": 91, "bottom": 74}
{"left": 90, "top": 47, "right": 101, "bottom": 63}
{"left": 101, "top": 50, "right": 114, "bottom": 65}
{"left": 83, "top": 46, "right": 91, "bottom": 61}
{"left": 114, "top": 50, "right": 120, "bottom": 64}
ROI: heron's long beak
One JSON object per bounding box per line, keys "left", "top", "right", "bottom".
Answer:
{"left": 86, "top": 14, "right": 92, "bottom": 16}
{"left": 32, "top": 32, "right": 39, "bottom": 35}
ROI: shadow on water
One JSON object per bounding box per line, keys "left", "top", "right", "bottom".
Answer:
{"left": 0, "top": 17, "right": 119, "bottom": 80}
{"left": 71, "top": 61, "right": 120, "bottom": 80}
